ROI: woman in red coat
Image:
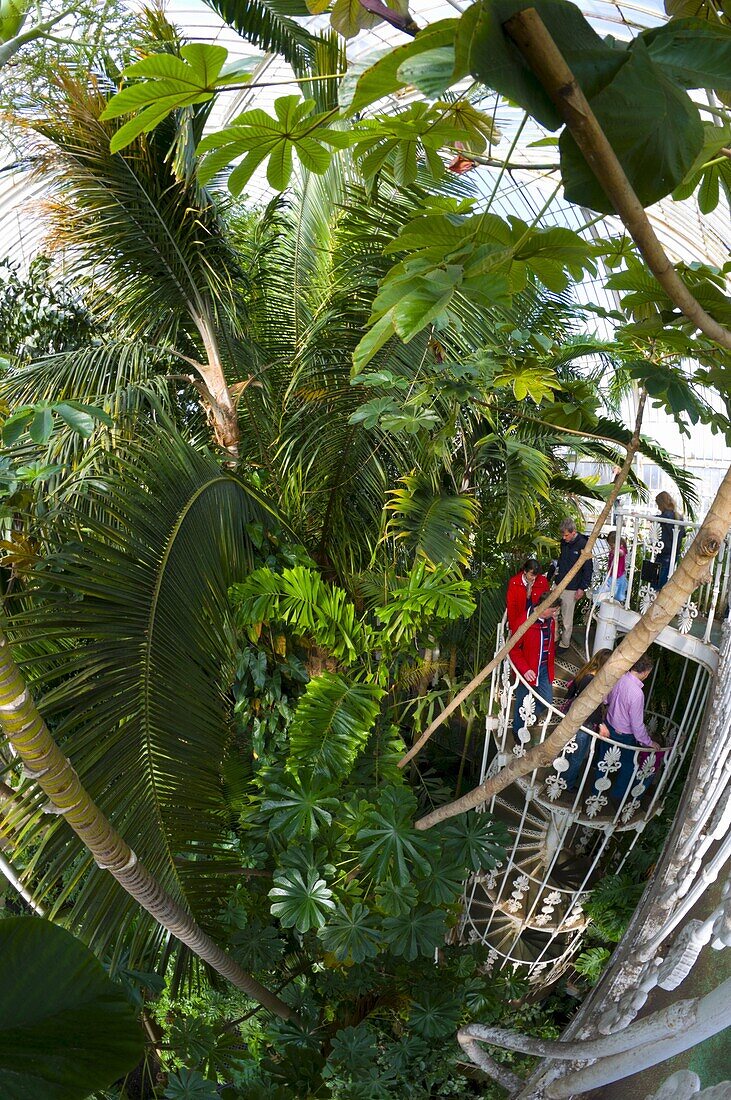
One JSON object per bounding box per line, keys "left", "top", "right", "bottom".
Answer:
{"left": 506, "top": 559, "right": 549, "bottom": 635}
{"left": 506, "top": 559, "right": 555, "bottom": 736}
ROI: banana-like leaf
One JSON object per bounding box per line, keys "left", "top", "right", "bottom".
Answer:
{"left": 0, "top": 918, "right": 142, "bottom": 1100}
{"left": 4, "top": 430, "right": 275, "bottom": 963}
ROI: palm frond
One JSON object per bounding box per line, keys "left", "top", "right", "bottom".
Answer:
{"left": 4, "top": 429, "right": 275, "bottom": 964}
{"left": 386, "top": 475, "right": 479, "bottom": 568}
{"left": 205, "top": 0, "right": 319, "bottom": 69}
{"left": 25, "top": 75, "right": 245, "bottom": 360}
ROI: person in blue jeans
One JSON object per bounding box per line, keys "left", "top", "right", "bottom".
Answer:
{"left": 595, "top": 655, "right": 660, "bottom": 804}
{"left": 563, "top": 648, "right": 612, "bottom": 790}
{"left": 655, "top": 491, "right": 686, "bottom": 590}
{"left": 511, "top": 606, "right": 558, "bottom": 736}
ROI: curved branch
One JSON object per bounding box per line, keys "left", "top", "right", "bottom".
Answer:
{"left": 503, "top": 8, "right": 731, "bottom": 352}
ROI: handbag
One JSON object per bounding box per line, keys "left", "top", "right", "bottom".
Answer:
{"left": 640, "top": 559, "right": 660, "bottom": 586}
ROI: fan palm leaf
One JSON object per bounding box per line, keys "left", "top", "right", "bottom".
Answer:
{"left": 3, "top": 429, "right": 276, "bottom": 963}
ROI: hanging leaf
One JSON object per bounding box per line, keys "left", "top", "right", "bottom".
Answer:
{"left": 339, "top": 20, "right": 459, "bottom": 113}
{"left": 396, "top": 47, "right": 457, "bottom": 98}
{"left": 641, "top": 17, "right": 731, "bottom": 90}
{"left": 0, "top": 918, "right": 142, "bottom": 1100}
{"left": 454, "top": 0, "right": 626, "bottom": 130}
{"left": 269, "top": 867, "right": 336, "bottom": 932}
{"left": 560, "top": 41, "right": 704, "bottom": 213}
{"left": 331, "top": 0, "right": 380, "bottom": 38}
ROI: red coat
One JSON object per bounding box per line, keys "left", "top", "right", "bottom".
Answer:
{"left": 506, "top": 572, "right": 550, "bottom": 635}
{"left": 510, "top": 616, "right": 555, "bottom": 683}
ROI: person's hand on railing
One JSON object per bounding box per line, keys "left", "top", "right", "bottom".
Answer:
{"left": 525, "top": 670, "right": 537, "bottom": 684}
{"left": 598, "top": 722, "right": 610, "bottom": 738}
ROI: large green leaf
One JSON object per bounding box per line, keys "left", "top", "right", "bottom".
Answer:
{"left": 339, "top": 21, "right": 459, "bottom": 113}
{"left": 197, "top": 95, "right": 352, "bottom": 194}
{"left": 455, "top": 0, "right": 626, "bottom": 130}
{"left": 318, "top": 902, "right": 382, "bottom": 962}
{"left": 262, "top": 773, "right": 340, "bottom": 840}
{"left": 288, "top": 672, "right": 384, "bottom": 781}
{"left": 101, "top": 43, "right": 255, "bottom": 152}
{"left": 560, "top": 40, "right": 704, "bottom": 212}
{"left": 0, "top": 918, "right": 142, "bottom": 1100}
{"left": 385, "top": 475, "right": 479, "bottom": 567}
{"left": 381, "top": 906, "right": 447, "bottom": 960}
{"left": 408, "top": 988, "right": 462, "bottom": 1038}
{"left": 641, "top": 17, "right": 731, "bottom": 90}
{"left": 356, "top": 787, "right": 432, "bottom": 885}
{"left": 6, "top": 430, "right": 274, "bottom": 962}
{"left": 269, "top": 867, "right": 336, "bottom": 931}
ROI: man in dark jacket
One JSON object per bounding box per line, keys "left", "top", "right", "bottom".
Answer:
{"left": 556, "top": 517, "right": 593, "bottom": 651}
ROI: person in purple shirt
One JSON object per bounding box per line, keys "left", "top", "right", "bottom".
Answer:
{"left": 596, "top": 654, "right": 660, "bottom": 804}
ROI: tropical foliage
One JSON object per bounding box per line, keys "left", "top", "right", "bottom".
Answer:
{"left": 0, "top": 0, "right": 729, "bottom": 1095}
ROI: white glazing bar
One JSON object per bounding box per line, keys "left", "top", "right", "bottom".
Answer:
{"left": 623, "top": 512, "right": 639, "bottom": 610}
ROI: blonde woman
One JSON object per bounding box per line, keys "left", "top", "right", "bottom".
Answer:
{"left": 656, "top": 491, "right": 686, "bottom": 589}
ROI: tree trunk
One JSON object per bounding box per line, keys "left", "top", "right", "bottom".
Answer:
{"left": 190, "top": 306, "right": 240, "bottom": 458}
{"left": 0, "top": 631, "right": 296, "bottom": 1021}
{"left": 415, "top": 461, "right": 731, "bottom": 830}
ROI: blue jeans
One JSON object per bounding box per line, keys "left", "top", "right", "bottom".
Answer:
{"left": 513, "top": 665, "right": 553, "bottom": 736}
{"left": 657, "top": 558, "right": 670, "bottom": 590}
{"left": 595, "top": 726, "right": 639, "bottom": 803}
{"left": 564, "top": 728, "right": 594, "bottom": 789}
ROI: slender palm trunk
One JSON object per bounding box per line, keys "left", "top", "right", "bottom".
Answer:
{"left": 416, "top": 460, "right": 731, "bottom": 829}
{"left": 191, "top": 305, "right": 240, "bottom": 458}
{"left": 0, "top": 631, "right": 295, "bottom": 1021}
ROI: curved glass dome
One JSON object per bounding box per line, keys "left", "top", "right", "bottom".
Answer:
{"left": 0, "top": 0, "right": 727, "bottom": 266}
{"left": 1, "top": 0, "right": 729, "bottom": 489}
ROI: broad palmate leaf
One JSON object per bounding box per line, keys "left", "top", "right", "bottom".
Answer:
{"left": 318, "top": 902, "right": 382, "bottom": 962}
{"left": 356, "top": 786, "right": 432, "bottom": 885}
{"left": 101, "top": 43, "right": 255, "bottom": 152}
{"left": 197, "top": 95, "right": 352, "bottom": 193}
{"left": 269, "top": 867, "right": 336, "bottom": 931}
{"left": 381, "top": 907, "right": 447, "bottom": 961}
